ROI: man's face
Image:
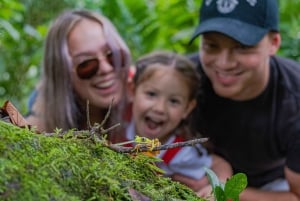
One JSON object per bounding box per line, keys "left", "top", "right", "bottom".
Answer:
{"left": 199, "top": 32, "right": 280, "bottom": 100}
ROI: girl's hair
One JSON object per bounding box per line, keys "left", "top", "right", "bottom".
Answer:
{"left": 34, "top": 9, "right": 131, "bottom": 132}
{"left": 134, "top": 51, "right": 201, "bottom": 138}
{"left": 134, "top": 51, "right": 200, "bottom": 101}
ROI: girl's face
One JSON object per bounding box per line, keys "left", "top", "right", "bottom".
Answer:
{"left": 68, "top": 19, "right": 125, "bottom": 109}
{"left": 200, "top": 32, "right": 280, "bottom": 100}
{"left": 131, "top": 66, "right": 196, "bottom": 143}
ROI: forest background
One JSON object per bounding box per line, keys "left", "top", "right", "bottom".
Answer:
{"left": 1, "top": 0, "right": 300, "bottom": 114}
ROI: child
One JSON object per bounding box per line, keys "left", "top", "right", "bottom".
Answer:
{"left": 124, "top": 51, "right": 232, "bottom": 195}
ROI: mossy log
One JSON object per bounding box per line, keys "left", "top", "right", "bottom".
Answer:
{"left": 0, "top": 121, "right": 206, "bottom": 201}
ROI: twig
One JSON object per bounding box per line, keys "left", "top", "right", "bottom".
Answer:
{"left": 100, "top": 123, "right": 120, "bottom": 135}
{"left": 87, "top": 98, "right": 115, "bottom": 140}
{"left": 99, "top": 98, "right": 114, "bottom": 128}
{"left": 86, "top": 100, "right": 92, "bottom": 129}
{"left": 107, "top": 138, "right": 209, "bottom": 153}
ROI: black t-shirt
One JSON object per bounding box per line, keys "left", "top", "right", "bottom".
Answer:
{"left": 191, "top": 55, "right": 300, "bottom": 187}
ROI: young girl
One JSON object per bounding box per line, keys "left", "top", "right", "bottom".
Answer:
{"left": 124, "top": 51, "right": 232, "bottom": 196}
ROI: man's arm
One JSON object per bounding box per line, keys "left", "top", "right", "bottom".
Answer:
{"left": 240, "top": 167, "right": 300, "bottom": 201}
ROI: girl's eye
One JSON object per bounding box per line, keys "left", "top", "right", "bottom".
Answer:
{"left": 169, "top": 98, "right": 180, "bottom": 105}
{"left": 146, "top": 91, "right": 156, "bottom": 97}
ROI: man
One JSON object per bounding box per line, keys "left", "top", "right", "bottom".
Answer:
{"left": 174, "top": 0, "right": 300, "bottom": 200}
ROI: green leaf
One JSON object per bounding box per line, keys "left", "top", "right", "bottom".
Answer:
{"left": 0, "top": 19, "right": 20, "bottom": 40}
{"left": 204, "top": 167, "right": 221, "bottom": 190}
{"left": 215, "top": 186, "right": 226, "bottom": 201}
{"left": 224, "top": 173, "right": 248, "bottom": 201}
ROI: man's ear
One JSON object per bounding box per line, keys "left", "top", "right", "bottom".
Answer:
{"left": 269, "top": 32, "right": 281, "bottom": 55}
{"left": 182, "top": 99, "right": 197, "bottom": 119}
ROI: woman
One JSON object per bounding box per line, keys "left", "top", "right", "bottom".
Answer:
{"left": 26, "top": 10, "right": 131, "bottom": 133}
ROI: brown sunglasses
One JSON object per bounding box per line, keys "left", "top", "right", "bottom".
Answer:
{"left": 76, "top": 53, "right": 113, "bottom": 79}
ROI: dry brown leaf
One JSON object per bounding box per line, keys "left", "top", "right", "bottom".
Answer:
{"left": 1, "top": 100, "right": 29, "bottom": 128}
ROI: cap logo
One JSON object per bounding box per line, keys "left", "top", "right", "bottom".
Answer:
{"left": 246, "top": 0, "right": 257, "bottom": 6}
{"left": 217, "top": 0, "right": 238, "bottom": 14}
{"left": 205, "top": 0, "right": 258, "bottom": 14}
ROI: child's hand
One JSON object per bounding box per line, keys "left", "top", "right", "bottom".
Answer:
{"left": 196, "top": 184, "right": 213, "bottom": 200}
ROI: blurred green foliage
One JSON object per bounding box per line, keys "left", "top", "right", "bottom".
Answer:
{"left": 0, "top": 0, "right": 300, "bottom": 114}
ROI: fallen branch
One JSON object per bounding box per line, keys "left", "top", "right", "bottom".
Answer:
{"left": 107, "top": 138, "right": 209, "bottom": 153}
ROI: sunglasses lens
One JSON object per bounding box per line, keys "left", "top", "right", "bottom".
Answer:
{"left": 76, "top": 59, "right": 99, "bottom": 79}
{"left": 107, "top": 52, "right": 113, "bottom": 66}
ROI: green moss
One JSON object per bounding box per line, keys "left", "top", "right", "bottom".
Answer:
{"left": 0, "top": 121, "right": 206, "bottom": 201}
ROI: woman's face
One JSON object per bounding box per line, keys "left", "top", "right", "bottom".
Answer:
{"left": 68, "top": 18, "right": 125, "bottom": 109}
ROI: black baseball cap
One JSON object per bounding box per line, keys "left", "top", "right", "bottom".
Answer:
{"left": 190, "top": 0, "right": 279, "bottom": 46}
